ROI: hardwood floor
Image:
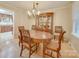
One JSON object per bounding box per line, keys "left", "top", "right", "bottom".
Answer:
{"left": 0, "top": 32, "right": 79, "bottom": 58}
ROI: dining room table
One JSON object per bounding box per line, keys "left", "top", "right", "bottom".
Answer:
{"left": 29, "top": 30, "right": 53, "bottom": 57}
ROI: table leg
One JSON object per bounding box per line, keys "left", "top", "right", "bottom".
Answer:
{"left": 43, "top": 43, "right": 44, "bottom": 57}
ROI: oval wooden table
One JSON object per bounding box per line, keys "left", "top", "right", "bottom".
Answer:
{"left": 30, "top": 30, "right": 53, "bottom": 57}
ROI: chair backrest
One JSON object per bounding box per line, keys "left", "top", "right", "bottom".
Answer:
{"left": 31, "top": 25, "right": 40, "bottom": 30}
{"left": 32, "top": 25, "right": 35, "bottom": 30}
{"left": 18, "top": 26, "right": 25, "bottom": 33}
{"left": 58, "top": 31, "right": 66, "bottom": 51}
{"left": 55, "top": 26, "right": 62, "bottom": 33}
{"left": 18, "top": 26, "right": 25, "bottom": 36}
{"left": 18, "top": 26, "right": 25, "bottom": 42}
{"left": 21, "top": 29, "right": 31, "bottom": 46}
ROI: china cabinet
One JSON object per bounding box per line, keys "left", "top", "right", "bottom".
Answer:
{"left": 35, "top": 12, "right": 53, "bottom": 33}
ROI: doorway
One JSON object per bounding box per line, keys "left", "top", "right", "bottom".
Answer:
{"left": 0, "top": 8, "right": 14, "bottom": 42}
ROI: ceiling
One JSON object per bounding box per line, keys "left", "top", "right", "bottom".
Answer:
{"left": 0, "top": 1, "right": 72, "bottom": 10}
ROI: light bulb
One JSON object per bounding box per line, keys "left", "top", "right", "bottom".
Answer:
{"left": 37, "top": 11, "right": 40, "bottom": 15}
{"left": 27, "top": 11, "right": 32, "bottom": 16}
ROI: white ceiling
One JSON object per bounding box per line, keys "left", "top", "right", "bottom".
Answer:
{"left": 0, "top": 1, "right": 72, "bottom": 10}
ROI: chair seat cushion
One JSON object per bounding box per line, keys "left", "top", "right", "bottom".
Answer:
{"left": 46, "top": 40, "right": 59, "bottom": 51}
{"left": 22, "top": 40, "right": 36, "bottom": 49}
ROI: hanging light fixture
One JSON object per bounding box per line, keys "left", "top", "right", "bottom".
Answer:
{"left": 27, "top": 2, "right": 40, "bottom": 17}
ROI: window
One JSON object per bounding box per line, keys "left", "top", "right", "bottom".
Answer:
{"left": 72, "top": 2, "right": 79, "bottom": 38}
{"left": 75, "top": 19, "right": 79, "bottom": 34}
{"left": 73, "top": 19, "right": 79, "bottom": 38}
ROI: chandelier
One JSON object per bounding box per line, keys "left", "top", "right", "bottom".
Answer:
{"left": 27, "top": 2, "right": 40, "bottom": 17}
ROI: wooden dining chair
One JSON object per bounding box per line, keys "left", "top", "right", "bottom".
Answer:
{"left": 31, "top": 25, "right": 41, "bottom": 31}
{"left": 55, "top": 26, "right": 62, "bottom": 33}
{"left": 20, "top": 29, "right": 38, "bottom": 58}
{"left": 54, "top": 26, "right": 63, "bottom": 40}
{"left": 18, "top": 26, "right": 25, "bottom": 46}
{"left": 43, "top": 25, "right": 52, "bottom": 33}
{"left": 31, "top": 25, "right": 36, "bottom": 30}
{"left": 43, "top": 31, "right": 66, "bottom": 58}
